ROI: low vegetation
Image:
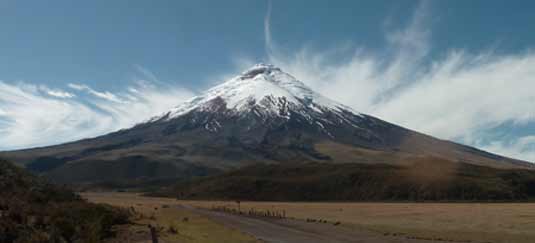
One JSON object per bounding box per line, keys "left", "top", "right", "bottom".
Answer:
{"left": 150, "top": 158, "right": 535, "bottom": 201}
{"left": 0, "top": 159, "right": 130, "bottom": 243}
{"left": 83, "top": 192, "right": 259, "bottom": 243}
{"left": 89, "top": 192, "right": 535, "bottom": 243}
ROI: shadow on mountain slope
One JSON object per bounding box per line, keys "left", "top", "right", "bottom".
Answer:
{"left": 149, "top": 157, "right": 535, "bottom": 201}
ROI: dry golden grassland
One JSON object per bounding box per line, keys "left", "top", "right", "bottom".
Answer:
{"left": 84, "top": 192, "right": 535, "bottom": 243}
{"left": 180, "top": 200, "right": 535, "bottom": 243}
{"left": 82, "top": 192, "right": 259, "bottom": 243}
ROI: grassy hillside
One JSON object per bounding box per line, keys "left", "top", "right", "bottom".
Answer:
{"left": 150, "top": 158, "right": 535, "bottom": 201}
{"left": 0, "top": 158, "right": 130, "bottom": 243}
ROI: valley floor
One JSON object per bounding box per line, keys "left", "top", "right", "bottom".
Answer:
{"left": 83, "top": 192, "right": 535, "bottom": 243}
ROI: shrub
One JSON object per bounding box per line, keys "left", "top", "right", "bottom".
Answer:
{"left": 0, "top": 159, "right": 131, "bottom": 243}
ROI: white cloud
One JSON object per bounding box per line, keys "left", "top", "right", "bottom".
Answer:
{"left": 66, "top": 83, "right": 86, "bottom": 91}
{"left": 262, "top": 1, "right": 535, "bottom": 162}
{"left": 133, "top": 64, "right": 161, "bottom": 83}
{"left": 0, "top": 80, "right": 194, "bottom": 150}
{"left": 373, "top": 51, "right": 535, "bottom": 142}
{"left": 264, "top": 0, "right": 274, "bottom": 55}
{"left": 480, "top": 136, "right": 535, "bottom": 162}
{"left": 38, "top": 85, "right": 75, "bottom": 98}
{"left": 68, "top": 83, "right": 125, "bottom": 103}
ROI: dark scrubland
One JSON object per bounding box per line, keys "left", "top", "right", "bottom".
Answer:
{"left": 0, "top": 158, "right": 130, "bottom": 243}
{"left": 149, "top": 157, "right": 535, "bottom": 201}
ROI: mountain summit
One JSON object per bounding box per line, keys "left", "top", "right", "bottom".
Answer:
{"left": 165, "top": 63, "right": 341, "bottom": 118}
{"left": 165, "top": 63, "right": 353, "bottom": 118}
{"left": 152, "top": 63, "right": 361, "bottom": 139}
{"left": 2, "top": 64, "right": 532, "bottom": 183}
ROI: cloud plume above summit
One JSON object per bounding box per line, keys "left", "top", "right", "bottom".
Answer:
{"left": 263, "top": 1, "right": 535, "bottom": 161}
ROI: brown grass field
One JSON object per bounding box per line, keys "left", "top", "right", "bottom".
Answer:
{"left": 186, "top": 201, "right": 535, "bottom": 243}
{"left": 83, "top": 192, "right": 258, "bottom": 243}
{"left": 84, "top": 192, "right": 535, "bottom": 243}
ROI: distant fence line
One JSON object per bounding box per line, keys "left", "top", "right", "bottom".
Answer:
{"left": 210, "top": 205, "right": 287, "bottom": 219}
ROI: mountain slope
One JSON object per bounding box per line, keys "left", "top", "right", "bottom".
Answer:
{"left": 149, "top": 159, "right": 535, "bottom": 201}
{"left": 1, "top": 64, "right": 532, "bottom": 183}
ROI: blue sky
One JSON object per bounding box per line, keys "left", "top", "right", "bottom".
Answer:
{"left": 1, "top": 0, "right": 535, "bottom": 162}
{"left": 2, "top": 0, "right": 534, "bottom": 89}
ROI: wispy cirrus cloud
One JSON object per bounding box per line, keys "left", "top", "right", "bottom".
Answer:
{"left": 262, "top": 1, "right": 535, "bottom": 162}
{"left": 42, "top": 88, "right": 76, "bottom": 98}
{"left": 479, "top": 136, "right": 535, "bottom": 163}
{"left": 0, "top": 77, "right": 194, "bottom": 150}
{"left": 264, "top": 0, "right": 274, "bottom": 55}
{"left": 67, "top": 83, "right": 125, "bottom": 103}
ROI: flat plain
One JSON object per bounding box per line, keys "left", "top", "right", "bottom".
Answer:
{"left": 83, "top": 192, "right": 258, "bottom": 243}
{"left": 182, "top": 200, "right": 535, "bottom": 243}
{"left": 84, "top": 192, "right": 535, "bottom": 243}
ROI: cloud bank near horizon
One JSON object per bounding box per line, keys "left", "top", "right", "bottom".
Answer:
{"left": 0, "top": 78, "right": 193, "bottom": 150}
{"left": 263, "top": 1, "right": 535, "bottom": 162}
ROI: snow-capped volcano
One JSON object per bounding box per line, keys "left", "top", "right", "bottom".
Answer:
{"left": 166, "top": 63, "right": 355, "bottom": 117}
{"left": 152, "top": 63, "right": 363, "bottom": 137}
{"left": 3, "top": 64, "right": 532, "bottom": 184}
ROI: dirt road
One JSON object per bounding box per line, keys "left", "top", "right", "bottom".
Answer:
{"left": 185, "top": 205, "right": 433, "bottom": 243}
